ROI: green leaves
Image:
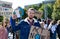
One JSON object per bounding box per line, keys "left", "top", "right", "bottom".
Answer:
{"left": 52, "top": 0, "right": 60, "bottom": 20}
{"left": 0, "top": 16, "right": 3, "bottom": 22}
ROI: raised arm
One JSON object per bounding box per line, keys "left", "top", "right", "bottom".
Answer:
{"left": 10, "top": 16, "right": 22, "bottom": 32}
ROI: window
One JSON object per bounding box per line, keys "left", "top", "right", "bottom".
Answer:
{"left": 2, "top": 4, "right": 11, "bottom": 8}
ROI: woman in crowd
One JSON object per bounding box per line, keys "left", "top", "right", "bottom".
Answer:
{"left": 48, "top": 20, "right": 57, "bottom": 39}
{"left": 56, "top": 20, "right": 60, "bottom": 39}
{"left": 0, "top": 21, "right": 8, "bottom": 39}
{"left": 5, "top": 19, "right": 14, "bottom": 39}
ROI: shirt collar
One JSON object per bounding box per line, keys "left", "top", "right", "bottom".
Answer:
{"left": 24, "top": 17, "right": 37, "bottom": 24}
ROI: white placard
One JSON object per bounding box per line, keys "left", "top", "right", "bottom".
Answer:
{"left": 15, "top": 10, "right": 21, "bottom": 18}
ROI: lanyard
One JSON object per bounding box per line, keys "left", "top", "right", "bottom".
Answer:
{"left": 27, "top": 19, "right": 34, "bottom": 26}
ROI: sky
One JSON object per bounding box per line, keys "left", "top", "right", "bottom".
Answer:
{"left": 1, "top": 0, "right": 44, "bottom": 9}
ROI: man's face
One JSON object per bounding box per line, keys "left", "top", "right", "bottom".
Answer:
{"left": 27, "top": 10, "right": 35, "bottom": 19}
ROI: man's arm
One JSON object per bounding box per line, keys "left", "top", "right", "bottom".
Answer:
{"left": 10, "top": 17, "right": 22, "bottom": 32}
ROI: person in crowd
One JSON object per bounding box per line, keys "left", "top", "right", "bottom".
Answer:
{"left": 56, "top": 20, "right": 60, "bottom": 39}
{"left": 10, "top": 8, "right": 41, "bottom": 39}
{"left": 5, "top": 19, "right": 14, "bottom": 39}
{"left": 43, "top": 20, "right": 48, "bottom": 29}
{"left": 35, "top": 11, "right": 43, "bottom": 22}
{"left": 40, "top": 22, "right": 50, "bottom": 39}
{"left": 48, "top": 20, "right": 57, "bottom": 39}
{"left": 0, "top": 21, "right": 8, "bottom": 39}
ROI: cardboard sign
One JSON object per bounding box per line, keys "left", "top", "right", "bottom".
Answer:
{"left": 41, "top": 29, "right": 50, "bottom": 39}
{"left": 28, "top": 26, "right": 41, "bottom": 39}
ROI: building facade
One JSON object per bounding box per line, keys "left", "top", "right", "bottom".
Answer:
{"left": 0, "top": 1, "right": 13, "bottom": 19}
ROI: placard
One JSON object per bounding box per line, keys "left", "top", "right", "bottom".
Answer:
{"left": 15, "top": 10, "right": 20, "bottom": 18}
{"left": 41, "top": 29, "right": 50, "bottom": 39}
{"left": 28, "top": 26, "right": 41, "bottom": 39}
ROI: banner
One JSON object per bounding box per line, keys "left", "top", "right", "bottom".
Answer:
{"left": 28, "top": 26, "right": 41, "bottom": 39}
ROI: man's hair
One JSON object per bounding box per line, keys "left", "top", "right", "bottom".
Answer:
{"left": 28, "top": 8, "right": 36, "bottom": 12}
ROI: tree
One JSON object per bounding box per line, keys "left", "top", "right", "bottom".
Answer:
{"left": 38, "top": 3, "right": 53, "bottom": 19}
{"left": 22, "top": 8, "right": 28, "bottom": 19}
{"left": 38, "top": 4, "right": 44, "bottom": 18}
{"left": 47, "top": 3, "right": 53, "bottom": 19}
{"left": 52, "top": 0, "right": 60, "bottom": 20}
{"left": 0, "top": 16, "right": 3, "bottom": 22}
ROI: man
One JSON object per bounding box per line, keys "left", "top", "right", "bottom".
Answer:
{"left": 10, "top": 8, "right": 41, "bottom": 39}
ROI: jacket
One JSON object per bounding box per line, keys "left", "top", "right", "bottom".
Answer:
{"left": 10, "top": 17, "right": 41, "bottom": 39}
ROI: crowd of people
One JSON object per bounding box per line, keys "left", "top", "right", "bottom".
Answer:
{"left": 0, "top": 8, "right": 60, "bottom": 39}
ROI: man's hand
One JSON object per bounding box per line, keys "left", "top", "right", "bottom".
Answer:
{"left": 12, "top": 14, "right": 17, "bottom": 19}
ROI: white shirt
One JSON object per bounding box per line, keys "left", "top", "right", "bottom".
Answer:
{"left": 44, "top": 24, "right": 48, "bottom": 29}
{"left": 48, "top": 24, "right": 57, "bottom": 33}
